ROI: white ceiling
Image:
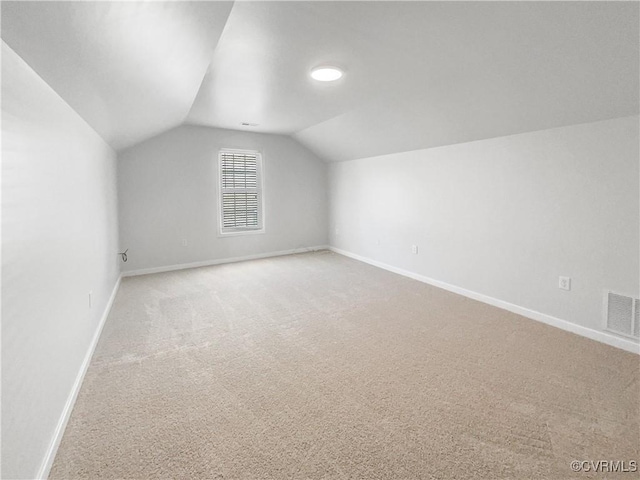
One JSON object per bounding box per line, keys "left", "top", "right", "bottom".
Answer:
{"left": 2, "top": 1, "right": 638, "bottom": 161}
{"left": 1, "top": 1, "right": 233, "bottom": 151}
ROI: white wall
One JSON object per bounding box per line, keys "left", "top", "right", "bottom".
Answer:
{"left": 118, "top": 125, "right": 328, "bottom": 272}
{"left": 1, "top": 42, "right": 121, "bottom": 479}
{"left": 329, "top": 116, "right": 639, "bottom": 338}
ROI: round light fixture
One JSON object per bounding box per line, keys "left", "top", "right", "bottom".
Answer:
{"left": 310, "top": 65, "right": 343, "bottom": 82}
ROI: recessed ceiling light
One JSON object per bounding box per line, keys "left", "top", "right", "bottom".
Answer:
{"left": 310, "top": 65, "right": 343, "bottom": 82}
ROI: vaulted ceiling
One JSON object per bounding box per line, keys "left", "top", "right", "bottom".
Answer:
{"left": 1, "top": 1, "right": 234, "bottom": 151}
{"left": 2, "top": 1, "right": 639, "bottom": 162}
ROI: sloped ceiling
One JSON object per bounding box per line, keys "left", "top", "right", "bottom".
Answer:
{"left": 2, "top": 1, "right": 639, "bottom": 161}
{"left": 1, "top": 1, "right": 234, "bottom": 151}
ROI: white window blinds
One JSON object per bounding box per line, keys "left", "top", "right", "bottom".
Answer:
{"left": 219, "top": 150, "right": 263, "bottom": 233}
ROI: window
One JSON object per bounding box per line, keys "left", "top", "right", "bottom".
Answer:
{"left": 219, "top": 149, "right": 264, "bottom": 234}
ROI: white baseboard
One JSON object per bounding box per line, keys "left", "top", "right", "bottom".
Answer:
{"left": 121, "top": 245, "right": 330, "bottom": 277}
{"left": 36, "top": 275, "right": 122, "bottom": 480}
{"left": 329, "top": 246, "right": 640, "bottom": 355}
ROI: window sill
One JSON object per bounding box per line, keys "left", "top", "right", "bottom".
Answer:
{"left": 218, "top": 228, "right": 265, "bottom": 238}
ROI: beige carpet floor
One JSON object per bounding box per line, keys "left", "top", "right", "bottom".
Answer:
{"left": 50, "top": 251, "right": 639, "bottom": 479}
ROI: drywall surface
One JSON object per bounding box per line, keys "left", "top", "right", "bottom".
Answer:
{"left": 1, "top": 42, "right": 120, "bottom": 478}
{"left": 329, "top": 116, "right": 639, "bottom": 334}
{"left": 118, "top": 125, "right": 328, "bottom": 272}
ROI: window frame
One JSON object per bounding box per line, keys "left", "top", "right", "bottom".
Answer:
{"left": 217, "top": 148, "right": 265, "bottom": 237}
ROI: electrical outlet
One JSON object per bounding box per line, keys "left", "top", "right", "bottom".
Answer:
{"left": 411, "top": 245, "right": 418, "bottom": 254}
{"left": 558, "top": 276, "right": 571, "bottom": 291}
{"left": 335, "top": 227, "right": 340, "bottom": 236}
{"left": 181, "top": 239, "right": 188, "bottom": 247}
{"left": 376, "top": 239, "right": 380, "bottom": 245}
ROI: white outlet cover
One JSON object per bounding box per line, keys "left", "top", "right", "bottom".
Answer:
{"left": 559, "top": 276, "right": 571, "bottom": 291}
{"left": 412, "top": 245, "right": 418, "bottom": 254}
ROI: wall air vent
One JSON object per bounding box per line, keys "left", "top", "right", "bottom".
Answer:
{"left": 605, "top": 291, "right": 640, "bottom": 339}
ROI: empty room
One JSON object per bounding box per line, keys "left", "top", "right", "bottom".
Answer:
{"left": 1, "top": 1, "right": 639, "bottom": 479}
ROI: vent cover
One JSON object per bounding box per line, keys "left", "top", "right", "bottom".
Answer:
{"left": 605, "top": 291, "right": 640, "bottom": 339}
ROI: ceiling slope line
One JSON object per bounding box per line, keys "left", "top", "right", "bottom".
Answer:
{"left": 182, "top": 1, "right": 237, "bottom": 127}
